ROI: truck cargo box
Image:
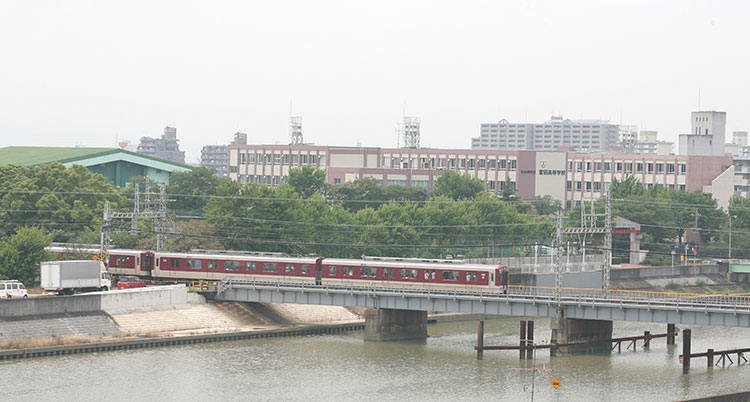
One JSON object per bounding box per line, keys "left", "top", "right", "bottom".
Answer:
{"left": 40, "top": 260, "right": 108, "bottom": 292}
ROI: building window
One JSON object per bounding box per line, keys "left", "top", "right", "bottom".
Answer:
{"left": 615, "top": 162, "right": 623, "bottom": 173}
{"left": 509, "top": 160, "right": 517, "bottom": 171}
{"left": 625, "top": 163, "right": 633, "bottom": 173}
{"left": 635, "top": 163, "right": 643, "bottom": 173}
{"left": 567, "top": 181, "right": 572, "bottom": 191}
{"left": 656, "top": 163, "right": 664, "bottom": 173}
{"left": 667, "top": 163, "right": 675, "bottom": 174}
{"left": 594, "top": 182, "right": 602, "bottom": 192}
{"left": 646, "top": 163, "right": 654, "bottom": 173}
{"left": 678, "top": 164, "right": 686, "bottom": 175}
{"left": 575, "top": 161, "right": 583, "bottom": 171}
{"left": 575, "top": 181, "right": 582, "bottom": 191}
{"left": 604, "top": 162, "right": 611, "bottom": 173}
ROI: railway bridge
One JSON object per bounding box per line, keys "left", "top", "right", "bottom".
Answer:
{"left": 206, "top": 279, "right": 750, "bottom": 342}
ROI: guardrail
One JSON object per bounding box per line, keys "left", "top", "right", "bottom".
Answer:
{"left": 211, "top": 279, "right": 750, "bottom": 310}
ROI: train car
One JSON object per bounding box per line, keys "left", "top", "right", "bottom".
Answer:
{"left": 152, "top": 250, "right": 319, "bottom": 283}
{"left": 151, "top": 250, "right": 509, "bottom": 293}
{"left": 107, "top": 249, "right": 154, "bottom": 277}
{"left": 318, "top": 256, "right": 507, "bottom": 292}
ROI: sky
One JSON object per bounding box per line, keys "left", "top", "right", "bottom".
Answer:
{"left": 1, "top": 0, "right": 749, "bottom": 163}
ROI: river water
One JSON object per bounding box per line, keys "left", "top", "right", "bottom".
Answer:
{"left": 3, "top": 317, "right": 750, "bottom": 402}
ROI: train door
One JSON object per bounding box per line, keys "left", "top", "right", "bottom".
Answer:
{"left": 315, "top": 257, "right": 323, "bottom": 285}
{"left": 495, "top": 266, "right": 509, "bottom": 294}
{"left": 141, "top": 251, "right": 153, "bottom": 277}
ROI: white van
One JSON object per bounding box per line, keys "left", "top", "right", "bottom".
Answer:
{"left": 0, "top": 280, "right": 28, "bottom": 299}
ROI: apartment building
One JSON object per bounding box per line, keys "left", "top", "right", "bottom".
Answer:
{"left": 472, "top": 116, "right": 620, "bottom": 152}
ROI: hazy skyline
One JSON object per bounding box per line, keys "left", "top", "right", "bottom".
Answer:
{"left": 2, "top": 0, "right": 749, "bottom": 163}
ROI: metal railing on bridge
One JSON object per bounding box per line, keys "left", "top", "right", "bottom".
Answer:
{"left": 210, "top": 278, "right": 750, "bottom": 311}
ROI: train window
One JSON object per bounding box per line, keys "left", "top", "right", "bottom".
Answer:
{"left": 225, "top": 261, "right": 240, "bottom": 271}
{"left": 187, "top": 260, "right": 202, "bottom": 269}
{"left": 360, "top": 267, "right": 376, "bottom": 277}
{"left": 144, "top": 255, "right": 152, "bottom": 268}
{"left": 401, "top": 269, "right": 417, "bottom": 279}
{"left": 383, "top": 268, "right": 394, "bottom": 278}
{"left": 285, "top": 264, "right": 295, "bottom": 273}
{"left": 117, "top": 256, "right": 128, "bottom": 266}
{"left": 424, "top": 270, "right": 436, "bottom": 280}
{"left": 442, "top": 271, "right": 459, "bottom": 281}
{"left": 328, "top": 266, "right": 337, "bottom": 275}
{"left": 342, "top": 267, "right": 355, "bottom": 276}
{"left": 170, "top": 259, "right": 180, "bottom": 268}
{"left": 156, "top": 258, "right": 159, "bottom": 267}
{"left": 301, "top": 264, "right": 310, "bottom": 274}
{"left": 207, "top": 260, "right": 219, "bottom": 270}
{"left": 470, "top": 272, "right": 478, "bottom": 282}
{"left": 263, "top": 263, "right": 279, "bottom": 273}
{"left": 249, "top": 262, "right": 257, "bottom": 271}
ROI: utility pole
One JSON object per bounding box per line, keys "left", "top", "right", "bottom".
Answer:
{"left": 729, "top": 214, "right": 734, "bottom": 259}
{"left": 100, "top": 183, "right": 169, "bottom": 255}
{"left": 555, "top": 211, "right": 564, "bottom": 316}
{"left": 603, "top": 189, "right": 612, "bottom": 294}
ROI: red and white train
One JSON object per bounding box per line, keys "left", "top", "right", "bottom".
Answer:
{"left": 46, "top": 245, "right": 510, "bottom": 292}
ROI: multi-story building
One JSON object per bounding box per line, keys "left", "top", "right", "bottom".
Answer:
{"left": 472, "top": 116, "right": 621, "bottom": 152}
{"left": 136, "top": 126, "right": 186, "bottom": 164}
{"left": 629, "top": 131, "right": 674, "bottom": 155}
{"left": 227, "top": 144, "right": 733, "bottom": 209}
{"left": 200, "top": 132, "right": 247, "bottom": 177}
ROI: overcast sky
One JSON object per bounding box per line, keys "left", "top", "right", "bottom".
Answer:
{"left": 2, "top": 0, "right": 749, "bottom": 163}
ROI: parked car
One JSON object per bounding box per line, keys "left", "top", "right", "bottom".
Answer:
{"left": 117, "top": 276, "right": 146, "bottom": 290}
{"left": 0, "top": 280, "right": 28, "bottom": 299}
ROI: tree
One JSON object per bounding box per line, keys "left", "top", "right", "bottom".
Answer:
{"left": 433, "top": 171, "right": 484, "bottom": 200}
{"left": 288, "top": 166, "right": 326, "bottom": 198}
{"left": 610, "top": 175, "right": 644, "bottom": 199}
{"left": 500, "top": 177, "right": 518, "bottom": 202}
{"left": 526, "top": 195, "right": 562, "bottom": 216}
{"left": 0, "top": 226, "right": 52, "bottom": 285}
{"left": 167, "top": 167, "right": 226, "bottom": 214}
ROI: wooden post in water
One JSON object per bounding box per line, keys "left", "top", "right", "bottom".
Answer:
{"left": 707, "top": 349, "right": 714, "bottom": 368}
{"left": 644, "top": 331, "right": 651, "bottom": 349}
{"left": 682, "top": 329, "right": 692, "bottom": 374}
{"left": 667, "top": 324, "right": 675, "bottom": 345}
{"left": 477, "top": 320, "right": 484, "bottom": 361}
{"left": 526, "top": 321, "right": 534, "bottom": 360}
{"left": 520, "top": 320, "right": 527, "bottom": 360}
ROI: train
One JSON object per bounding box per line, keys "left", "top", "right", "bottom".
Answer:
{"left": 45, "top": 245, "right": 510, "bottom": 292}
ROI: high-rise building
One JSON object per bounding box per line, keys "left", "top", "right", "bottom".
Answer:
{"left": 136, "top": 126, "right": 186, "bottom": 164}
{"left": 472, "top": 116, "right": 620, "bottom": 152}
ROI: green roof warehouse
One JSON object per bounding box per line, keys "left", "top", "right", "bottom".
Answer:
{"left": 0, "top": 146, "right": 193, "bottom": 187}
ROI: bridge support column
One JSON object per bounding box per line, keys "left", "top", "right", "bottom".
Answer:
{"left": 364, "top": 308, "right": 427, "bottom": 341}
{"left": 551, "top": 317, "right": 613, "bottom": 354}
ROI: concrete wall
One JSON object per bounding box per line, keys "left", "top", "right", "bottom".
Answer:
{"left": 610, "top": 264, "right": 725, "bottom": 280}
{"left": 0, "top": 285, "right": 199, "bottom": 318}
{"left": 536, "top": 271, "right": 603, "bottom": 289}
{"left": 100, "top": 285, "right": 194, "bottom": 313}
{"left": 0, "top": 294, "right": 101, "bottom": 318}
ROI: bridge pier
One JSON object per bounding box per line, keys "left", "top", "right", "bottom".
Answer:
{"left": 364, "top": 308, "right": 427, "bottom": 341}
{"left": 551, "top": 317, "right": 613, "bottom": 354}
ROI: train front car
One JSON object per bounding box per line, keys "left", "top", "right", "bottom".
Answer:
{"left": 318, "top": 256, "right": 497, "bottom": 292}
{"left": 151, "top": 250, "right": 319, "bottom": 284}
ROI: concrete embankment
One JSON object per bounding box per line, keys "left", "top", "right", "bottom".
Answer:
{"left": 0, "top": 285, "right": 366, "bottom": 358}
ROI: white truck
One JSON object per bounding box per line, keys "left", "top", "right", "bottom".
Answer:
{"left": 40, "top": 260, "right": 112, "bottom": 295}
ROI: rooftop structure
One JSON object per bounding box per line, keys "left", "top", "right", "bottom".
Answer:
{"left": 0, "top": 146, "right": 192, "bottom": 187}
{"left": 679, "top": 111, "right": 726, "bottom": 156}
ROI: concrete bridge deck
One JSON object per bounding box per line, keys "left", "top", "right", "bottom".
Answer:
{"left": 212, "top": 280, "right": 750, "bottom": 327}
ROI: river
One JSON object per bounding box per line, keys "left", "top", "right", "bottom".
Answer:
{"left": 3, "top": 317, "right": 749, "bottom": 401}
